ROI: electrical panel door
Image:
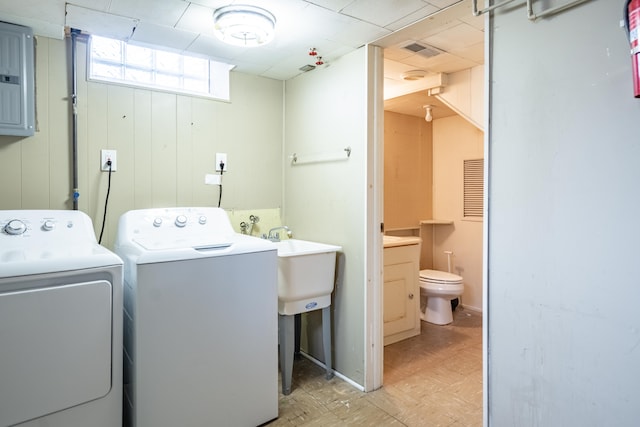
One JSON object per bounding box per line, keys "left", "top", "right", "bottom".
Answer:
{"left": 0, "top": 21, "right": 35, "bottom": 137}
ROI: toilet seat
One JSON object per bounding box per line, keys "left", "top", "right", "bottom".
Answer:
{"left": 419, "top": 269, "right": 464, "bottom": 325}
{"left": 419, "top": 269, "right": 463, "bottom": 284}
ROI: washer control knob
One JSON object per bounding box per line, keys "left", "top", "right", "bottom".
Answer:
{"left": 153, "top": 217, "right": 163, "bottom": 227}
{"left": 198, "top": 216, "right": 207, "bottom": 225}
{"left": 42, "top": 220, "right": 56, "bottom": 231}
{"left": 175, "top": 215, "right": 188, "bottom": 227}
{"left": 5, "top": 219, "right": 27, "bottom": 235}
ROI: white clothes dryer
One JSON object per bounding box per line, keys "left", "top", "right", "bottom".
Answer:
{"left": 0, "top": 210, "right": 123, "bottom": 427}
{"left": 114, "top": 207, "right": 278, "bottom": 427}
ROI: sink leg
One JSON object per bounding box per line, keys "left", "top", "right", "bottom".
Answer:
{"left": 322, "top": 306, "right": 333, "bottom": 380}
{"left": 294, "top": 313, "right": 301, "bottom": 359}
{"left": 279, "top": 314, "right": 295, "bottom": 395}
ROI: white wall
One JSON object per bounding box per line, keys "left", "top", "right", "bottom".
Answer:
{"left": 284, "top": 48, "right": 370, "bottom": 385}
{"left": 436, "top": 65, "right": 484, "bottom": 130}
{"left": 0, "top": 36, "right": 284, "bottom": 248}
{"left": 432, "top": 115, "right": 483, "bottom": 311}
{"left": 489, "top": 2, "right": 640, "bottom": 425}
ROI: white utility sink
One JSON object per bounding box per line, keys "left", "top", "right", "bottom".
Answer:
{"left": 273, "top": 239, "right": 341, "bottom": 315}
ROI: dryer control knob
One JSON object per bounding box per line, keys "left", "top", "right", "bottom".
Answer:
{"left": 5, "top": 219, "right": 27, "bottom": 235}
{"left": 42, "top": 220, "right": 56, "bottom": 231}
{"left": 153, "top": 217, "right": 163, "bottom": 227}
{"left": 198, "top": 216, "right": 207, "bottom": 225}
{"left": 175, "top": 215, "right": 188, "bottom": 227}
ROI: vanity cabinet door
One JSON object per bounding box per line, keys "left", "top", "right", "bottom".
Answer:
{"left": 383, "top": 244, "right": 420, "bottom": 345}
{"left": 383, "top": 262, "right": 416, "bottom": 336}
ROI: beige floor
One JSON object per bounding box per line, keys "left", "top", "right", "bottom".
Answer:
{"left": 267, "top": 308, "right": 483, "bottom": 427}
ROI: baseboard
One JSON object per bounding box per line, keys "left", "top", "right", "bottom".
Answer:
{"left": 299, "top": 352, "right": 365, "bottom": 392}
{"left": 460, "top": 303, "right": 482, "bottom": 313}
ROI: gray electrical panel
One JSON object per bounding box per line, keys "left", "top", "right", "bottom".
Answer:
{"left": 0, "top": 21, "right": 35, "bottom": 137}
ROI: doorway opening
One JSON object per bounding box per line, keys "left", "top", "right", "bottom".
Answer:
{"left": 368, "top": 2, "right": 488, "bottom": 425}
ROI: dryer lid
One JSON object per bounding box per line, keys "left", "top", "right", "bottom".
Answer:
{"left": 420, "top": 269, "right": 462, "bottom": 282}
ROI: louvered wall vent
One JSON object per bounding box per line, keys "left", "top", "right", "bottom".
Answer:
{"left": 463, "top": 159, "right": 484, "bottom": 218}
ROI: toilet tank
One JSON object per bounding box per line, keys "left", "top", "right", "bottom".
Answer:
{"left": 0, "top": 21, "right": 35, "bottom": 137}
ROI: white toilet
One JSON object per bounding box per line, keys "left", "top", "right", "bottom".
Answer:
{"left": 419, "top": 269, "right": 464, "bottom": 325}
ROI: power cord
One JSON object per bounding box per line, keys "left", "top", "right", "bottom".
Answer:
{"left": 98, "top": 160, "right": 112, "bottom": 244}
{"left": 217, "top": 161, "right": 225, "bottom": 207}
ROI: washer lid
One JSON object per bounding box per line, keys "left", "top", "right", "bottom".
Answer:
{"left": 132, "top": 235, "right": 233, "bottom": 251}
{"left": 420, "top": 269, "right": 463, "bottom": 282}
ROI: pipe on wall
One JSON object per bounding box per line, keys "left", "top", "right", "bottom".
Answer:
{"left": 70, "top": 28, "right": 80, "bottom": 210}
{"left": 472, "top": 0, "right": 516, "bottom": 16}
{"left": 473, "top": 0, "right": 591, "bottom": 19}
{"left": 527, "top": 0, "right": 592, "bottom": 20}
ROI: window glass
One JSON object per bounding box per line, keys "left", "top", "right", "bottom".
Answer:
{"left": 89, "top": 35, "right": 232, "bottom": 101}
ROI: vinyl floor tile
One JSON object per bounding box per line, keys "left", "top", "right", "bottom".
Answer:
{"left": 267, "top": 308, "right": 482, "bottom": 426}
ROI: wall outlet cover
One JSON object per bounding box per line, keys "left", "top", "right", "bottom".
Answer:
{"left": 215, "top": 153, "right": 227, "bottom": 172}
{"left": 101, "top": 149, "right": 117, "bottom": 171}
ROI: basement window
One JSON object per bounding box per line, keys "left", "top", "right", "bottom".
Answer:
{"left": 88, "top": 35, "right": 232, "bottom": 101}
{"left": 463, "top": 158, "right": 484, "bottom": 219}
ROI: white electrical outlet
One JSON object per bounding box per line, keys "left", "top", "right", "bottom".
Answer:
{"left": 101, "top": 149, "right": 117, "bottom": 172}
{"left": 216, "top": 153, "right": 228, "bottom": 172}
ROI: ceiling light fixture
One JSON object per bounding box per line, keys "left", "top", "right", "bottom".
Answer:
{"left": 423, "top": 105, "right": 434, "bottom": 122}
{"left": 402, "top": 70, "right": 428, "bottom": 81}
{"left": 213, "top": 5, "right": 276, "bottom": 47}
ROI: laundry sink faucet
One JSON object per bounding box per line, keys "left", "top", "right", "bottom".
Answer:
{"left": 264, "top": 226, "right": 293, "bottom": 242}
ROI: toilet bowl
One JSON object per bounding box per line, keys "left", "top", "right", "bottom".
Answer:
{"left": 419, "top": 269, "right": 464, "bottom": 325}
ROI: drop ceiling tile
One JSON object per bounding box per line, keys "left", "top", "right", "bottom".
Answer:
{"left": 176, "top": 3, "right": 216, "bottom": 37}
{"left": 67, "top": 0, "right": 113, "bottom": 11}
{"left": 449, "top": 41, "right": 484, "bottom": 64}
{"left": 400, "top": 51, "right": 453, "bottom": 68}
{"left": 186, "top": 33, "right": 251, "bottom": 63}
{"left": 340, "top": 0, "right": 429, "bottom": 27}
{"left": 426, "top": 0, "right": 461, "bottom": 7}
{"left": 0, "top": 12, "right": 65, "bottom": 39}
{"left": 260, "top": 55, "right": 316, "bottom": 80}
{"left": 384, "top": 47, "right": 417, "bottom": 62}
{"left": 458, "top": 8, "right": 485, "bottom": 30}
{"left": 330, "top": 19, "right": 390, "bottom": 47}
{"left": 65, "top": 4, "right": 138, "bottom": 40}
{"left": 187, "top": 0, "right": 228, "bottom": 9}
{"left": 130, "top": 22, "right": 199, "bottom": 52}
{"left": 304, "top": 0, "right": 354, "bottom": 11}
{"left": 421, "top": 22, "right": 483, "bottom": 52}
{"left": 0, "top": 0, "right": 63, "bottom": 20}
{"left": 386, "top": 4, "right": 440, "bottom": 31}
{"left": 420, "top": 53, "right": 477, "bottom": 74}
{"left": 109, "top": 0, "right": 189, "bottom": 27}
{"left": 384, "top": 58, "right": 418, "bottom": 81}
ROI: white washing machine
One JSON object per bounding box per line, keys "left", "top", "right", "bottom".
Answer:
{"left": 0, "top": 210, "right": 123, "bottom": 427}
{"left": 114, "top": 207, "right": 278, "bottom": 427}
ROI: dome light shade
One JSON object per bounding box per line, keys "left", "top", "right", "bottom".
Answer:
{"left": 213, "top": 5, "right": 276, "bottom": 47}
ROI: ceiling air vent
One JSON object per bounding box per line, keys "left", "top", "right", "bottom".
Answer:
{"left": 403, "top": 42, "right": 426, "bottom": 52}
{"left": 402, "top": 42, "right": 443, "bottom": 58}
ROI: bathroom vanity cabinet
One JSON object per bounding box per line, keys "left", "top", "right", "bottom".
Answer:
{"left": 383, "top": 236, "right": 421, "bottom": 345}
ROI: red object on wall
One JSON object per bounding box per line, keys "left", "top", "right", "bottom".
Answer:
{"left": 628, "top": 0, "right": 640, "bottom": 97}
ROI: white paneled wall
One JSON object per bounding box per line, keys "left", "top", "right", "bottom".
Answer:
{"left": 284, "top": 47, "right": 370, "bottom": 386}
{"left": 432, "top": 115, "right": 484, "bottom": 311}
{"left": 0, "top": 36, "right": 284, "bottom": 248}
